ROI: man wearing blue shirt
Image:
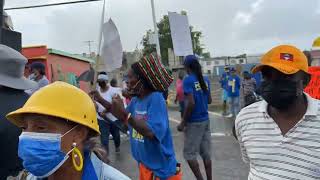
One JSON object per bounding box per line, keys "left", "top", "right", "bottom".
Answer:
{"left": 220, "top": 66, "right": 230, "bottom": 115}
{"left": 226, "top": 68, "right": 241, "bottom": 117}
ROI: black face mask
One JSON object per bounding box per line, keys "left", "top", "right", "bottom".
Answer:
{"left": 98, "top": 81, "right": 106, "bottom": 88}
{"left": 260, "top": 80, "right": 300, "bottom": 110}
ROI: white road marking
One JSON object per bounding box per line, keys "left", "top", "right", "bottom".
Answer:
{"left": 211, "top": 133, "right": 227, "bottom": 136}
{"left": 169, "top": 116, "right": 229, "bottom": 137}
{"left": 169, "top": 117, "right": 180, "bottom": 124}
{"left": 208, "top": 111, "right": 223, "bottom": 117}
{"left": 169, "top": 111, "right": 222, "bottom": 124}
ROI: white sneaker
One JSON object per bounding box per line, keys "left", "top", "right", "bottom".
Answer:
{"left": 225, "top": 114, "right": 233, "bottom": 118}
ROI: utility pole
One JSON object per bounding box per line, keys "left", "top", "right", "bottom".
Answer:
{"left": 150, "top": 0, "right": 161, "bottom": 58}
{"left": 0, "top": 0, "right": 4, "bottom": 43}
{"left": 84, "top": 40, "right": 94, "bottom": 56}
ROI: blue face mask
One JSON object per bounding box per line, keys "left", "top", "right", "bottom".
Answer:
{"left": 18, "top": 126, "right": 77, "bottom": 178}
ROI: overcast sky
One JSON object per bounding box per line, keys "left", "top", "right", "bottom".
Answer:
{"left": 5, "top": 0, "right": 320, "bottom": 57}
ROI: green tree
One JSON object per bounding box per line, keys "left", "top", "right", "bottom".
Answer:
{"left": 142, "top": 11, "right": 210, "bottom": 65}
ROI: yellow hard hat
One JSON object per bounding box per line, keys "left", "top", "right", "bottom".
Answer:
{"left": 313, "top": 37, "right": 320, "bottom": 48}
{"left": 6, "top": 81, "right": 100, "bottom": 134}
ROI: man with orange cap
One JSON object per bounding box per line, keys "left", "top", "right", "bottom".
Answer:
{"left": 235, "top": 45, "right": 320, "bottom": 179}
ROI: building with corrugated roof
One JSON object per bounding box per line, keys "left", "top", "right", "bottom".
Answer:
{"left": 22, "top": 45, "right": 94, "bottom": 92}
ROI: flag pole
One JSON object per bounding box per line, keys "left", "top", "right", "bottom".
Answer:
{"left": 150, "top": 0, "right": 161, "bottom": 58}
{"left": 0, "top": 0, "right": 4, "bottom": 42}
{"left": 93, "top": 0, "right": 106, "bottom": 89}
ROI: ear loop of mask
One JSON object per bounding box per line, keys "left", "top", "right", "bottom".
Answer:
{"left": 131, "top": 80, "right": 141, "bottom": 89}
{"left": 37, "top": 125, "right": 79, "bottom": 178}
{"left": 136, "top": 81, "right": 143, "bottom": 94}
{"left": 61, "top": 125, "right": 84, "bottom": 171}
{"left": 128, "top": 80, "right": 141, "bottom": 95}
{"left": 62, "top": 125, "right": 83, "bottom": 171}
{"left": 61, "top": 125, "right": 78, "bottom": 138}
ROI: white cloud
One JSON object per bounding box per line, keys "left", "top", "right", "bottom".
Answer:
{"left": 234, "top": 12, "right": 252, "bottom": 25}
{"left": 233, "top": 0, "right": 265, "bottom": 26}
{"left": 317, "top": 0, "right": 320, "bottom": 14}
{"left": 5, "top": 0, "right": 320, "bottom": 57}
{"left": 251, "top": 0, "right": 264, "bottom": 13}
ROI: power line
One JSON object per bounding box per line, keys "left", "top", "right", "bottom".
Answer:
{"left": 4, "top": 0, "right": 102, "bottom": 11}
{"left": 84, "top": 40, "right": 94, "bottom": 55}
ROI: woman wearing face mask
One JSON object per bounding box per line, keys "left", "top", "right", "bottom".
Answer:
{"left": 25, "top": 62, "right": 49, "bottom": 95}
{"left": 6, "top": 82, "right": 130, "bottom": 180}
{"left": 92, "top": 55, "right": 181, "bottom": 180}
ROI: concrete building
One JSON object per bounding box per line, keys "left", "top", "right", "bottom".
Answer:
{"left": 199, "top": 54, "right": 262, "bottom": 76}
{"left": 168, "top": 48, "right": 184, "bottom": 70}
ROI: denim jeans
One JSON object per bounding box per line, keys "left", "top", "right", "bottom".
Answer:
{"left": 228, "top": 96, "right": 240, "bottom": 117}
{"left": 98, "top": 119, "right": 121, "bottom": 152}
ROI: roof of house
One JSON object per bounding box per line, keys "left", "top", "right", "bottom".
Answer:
{"left": 48, "top": 49, "right": 95, "bottom": 63}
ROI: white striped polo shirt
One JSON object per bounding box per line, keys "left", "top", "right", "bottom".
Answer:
{"left": 236, "top": 94, "right": 320, "bottom": 180}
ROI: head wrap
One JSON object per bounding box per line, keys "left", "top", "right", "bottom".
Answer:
{"left": 135, "top": 54, "right": 173, "bottom": 91}
{"left": 97, "top": 74, "right": 109, "bottom": 81}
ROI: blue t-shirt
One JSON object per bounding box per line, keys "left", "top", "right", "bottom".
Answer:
{"left": 82, "top": 152, "right": 98, "bottom": 180}
{"left": 220, "top": 73, "right": 229, "bottom": 90}
{"left": 183, "top": 73, "right": 210, "bottom": 122}
{"left": 126, "top": 92, "right": 177, "bottom": 179}
{"left": 226, "top": 75, "right": 241, "bottom": 97}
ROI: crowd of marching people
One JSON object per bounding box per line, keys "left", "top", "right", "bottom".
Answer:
{"left": 219, "top": 65, "right": 262, "bottom": 118}
{"left": 0, "top": 42, "right": 320, "bottom": 180}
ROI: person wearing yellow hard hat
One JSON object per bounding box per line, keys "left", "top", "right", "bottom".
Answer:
{"left": 235, "top": 45, "right": 320, "bottom": 180}
{"left": 6, "top": 82, "right": 130, "bottom": 180}
{"left": 312, "top": 37, "right": 320, "bottom": 48}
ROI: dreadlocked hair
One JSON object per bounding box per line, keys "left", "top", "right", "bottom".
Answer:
{"left": 187, "top": 60, "right": 208, "bottom": 92}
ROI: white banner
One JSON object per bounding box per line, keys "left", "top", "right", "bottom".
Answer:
{"left": 168, "top": 12, "right": 193, "bottom": 56}
{"left": 101, "top": 18, "right": 123, "bottom": 72}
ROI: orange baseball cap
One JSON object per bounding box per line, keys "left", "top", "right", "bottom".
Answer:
{"left": 252, "top": 45, "right": 309, "bottom": 74}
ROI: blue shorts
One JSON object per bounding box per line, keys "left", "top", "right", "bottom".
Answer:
{"left": 222, "top": 89, "right": 228, "bottom": 101}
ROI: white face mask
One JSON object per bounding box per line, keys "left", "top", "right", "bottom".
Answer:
{"left": 28, "top": 73, "right": 35, "bottom": 80}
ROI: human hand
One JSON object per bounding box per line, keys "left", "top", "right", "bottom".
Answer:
{"left": 89, "top": 90, "right": 103, "bottom": 102}
{"left": 111, "top": 95, "right": 127, "bottom": 121}
{"left": 177, "top": 122, "right": 185, "bottom": 132}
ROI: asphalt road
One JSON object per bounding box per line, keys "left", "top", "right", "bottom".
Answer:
{"left": 108, "top": 109, "right": 249, "bottom": 180}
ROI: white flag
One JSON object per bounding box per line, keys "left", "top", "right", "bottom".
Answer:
{"left": 101, "top": 19, "right": 123, "bottom": 72}
{"left": 168, "top": 12, "right": 193, "bottom": 56}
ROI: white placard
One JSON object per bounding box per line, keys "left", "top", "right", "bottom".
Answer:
{"left": 168, "top": 12, "right": 193, "bottom": 56}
